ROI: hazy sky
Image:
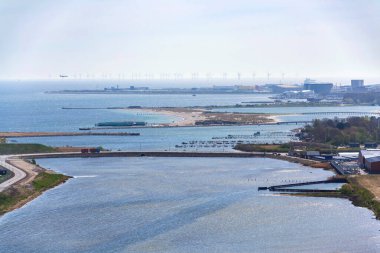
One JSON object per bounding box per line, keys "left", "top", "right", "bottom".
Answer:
{"left": 0, "top": 0, "right": 379, "bottom": 80}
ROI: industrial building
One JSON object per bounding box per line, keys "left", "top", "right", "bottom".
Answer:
{"left": 351, "top": 80, "right": 365, "bottom": 92}
{"left": 268, "top": 84, "right": 302, "bottom": 93}
{"left": 303, "top": 79, "right": 333, "bottom": 94}
{"left": 358, "top": 150, "right": 380, "bottom": 173}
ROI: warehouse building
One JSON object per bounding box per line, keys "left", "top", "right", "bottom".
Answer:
{"left": 303, "top": 78, "right": 333, "bottom": 94}
{"left": 358, "top": 150, "right": 380, "bottom": 173}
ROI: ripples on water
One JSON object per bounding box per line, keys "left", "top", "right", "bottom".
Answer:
{"left": 0, "top": 157, "right": 379, "bottom": 253}
{"left": 1, "top": 84, "right": 380, "bottom": 252}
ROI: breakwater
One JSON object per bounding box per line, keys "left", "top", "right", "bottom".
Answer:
{"left": 0, "top": 132, "right": 140, "bottom": 138}
{"left": 18, "top": 151, "right": 268, "bottom": 159}
{"left": 258, "top": 178, "right": 347, "bottom": 192}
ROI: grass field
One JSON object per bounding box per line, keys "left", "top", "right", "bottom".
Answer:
{"left": 342, "top": 177, "right": 380, "bottom": 219}
{"left": 0, "top": 172, "right": 70, "bottom": 215}
{"left": 0, "top": 143, "right": 56, "bottom": 155}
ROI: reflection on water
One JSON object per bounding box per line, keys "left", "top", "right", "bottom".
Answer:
{"left": 0, "top": 157, "right": 379, "bottom": 253}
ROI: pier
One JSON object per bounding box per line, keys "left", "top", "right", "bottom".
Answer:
{"left": 258, "top": 178, "right": 347, "bottom": 192}
{"left": 0, "top": 132, "right": 140, "bottom": 138}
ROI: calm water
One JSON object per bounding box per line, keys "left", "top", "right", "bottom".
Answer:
{"left": 0, "top": 90, "right": 297, "bottom": 150}
{"left": 1, "top": 89, "right": 377, "bottom": 150}
{"left": 1, "top": 157, "right": 379, "bottom": 253}
{"left": 1, "top": 83, "right": 380, "bottom": 252}
{"left": 213, "top": 106, "right": 380, "bottom": 122}
{"left": 10, "top": 124, "right": 298, "bottom": 151}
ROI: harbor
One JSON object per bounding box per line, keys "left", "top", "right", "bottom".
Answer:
{"left": 2, "top": 0, "right": 380, "bottom": 250}
{"left": 1, "top": 85, "right": 380, "bottom": 252}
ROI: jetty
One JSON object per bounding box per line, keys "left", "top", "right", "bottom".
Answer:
{"left": 258, "top": 178, "right": 347, "bottom": 193}
{"left": 0, "top": 132, "right": 140, "bottom": 138}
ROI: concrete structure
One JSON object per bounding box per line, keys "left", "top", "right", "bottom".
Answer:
{"left": 358, "top": 149, "right": 380, "bottom": 173}
{"left": 212, "top": 85, "right": 237, "bottom": 91}
{"left": 268, "top": 84, "right": 302, "bottom": 93}
{"left": 349, "top": 143, "right": 360, "bottom": 148}
{"left": 351, "top": 80, "right": 365, "bottom": 92}
{"left": 303, "top": 79, "right": 333, "bottom": 94}
{"left": 0, "top": 151, "right": 272, "bottom": 192}
{"left": 305, "top": 151, "right": 320, "bottom": 158}
{"left": 365, "top": 143, "right": 378, "bottom": 149}
{"left": 0, "top": 156, "right": 27, "bottom": 192}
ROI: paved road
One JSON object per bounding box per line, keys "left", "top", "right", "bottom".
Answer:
{"left": 0, "top": 156, "right": 26, "bottom": 192}
{"left": 0, "top": 150, "right": 275, "bottom": 192}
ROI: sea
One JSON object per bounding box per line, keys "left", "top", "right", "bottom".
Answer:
{"left": 0, "top": 81, "right": 380, "bottom": 252}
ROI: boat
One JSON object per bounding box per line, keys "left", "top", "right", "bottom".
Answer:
{"left": 95, "top": 121, "right": 146, "bottom": 127}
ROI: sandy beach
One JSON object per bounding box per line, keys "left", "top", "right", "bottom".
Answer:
{"left": 133, "top": 108, "right": 207, "bottom": 126}
{"left": 128, "top": 107, "right": 275, "bottom": 126}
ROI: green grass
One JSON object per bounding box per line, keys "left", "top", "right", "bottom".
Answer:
{"left": 32, "top": 172, "right": 68, "bottom": 191}
{"left": 340, "top": 180, "right": 380, "bottom": 219}
{"left": 280, "top": 179, "right": 380, "bottom": 220}
{"left": 0, "top": 143, "right": 56, "bottom": 155}
{"left": 0, "top": 172, "right": 70, "bottom": 215}
{"left": 0, "top": 188, "right": 30, "bottom": 215}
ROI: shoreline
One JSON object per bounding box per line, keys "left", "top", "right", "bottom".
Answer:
{"left": 1, "top": 175, "right": 69, "bottom": 215}
{"left": 132, "top": 107, "right": 207, "bottom": 127}
{"left": 1, "top": 151, "right": 380, "bottom": 221}
{"left": 0, "top": 132, "right": 140, "bottom": 138}
{"left": 127, "top": 107, "right": 275, "bottom": 127}
{"left": 0, "top": 158, "right": 70, "bottom": 216}
{"left": 0, "top": 151, "right": 331, "bottom": 216}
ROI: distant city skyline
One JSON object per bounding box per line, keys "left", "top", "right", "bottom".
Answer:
{"left": 0, "top": 0, "right": 379, "bottom": 80}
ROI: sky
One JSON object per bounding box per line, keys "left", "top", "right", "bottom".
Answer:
{"left": 0, "top": 0, "right": 379, "bottom": 81}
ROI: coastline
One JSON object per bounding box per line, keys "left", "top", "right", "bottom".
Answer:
{"left": 0, "top": 175, "right": 70, "bottom": 215}
{"left": 0, "top": 159, "right": 71, "bottom": 216}
{"left": 127, "top": 107, "right": 275, "bottom": 127}
{"left": 132, "top": 107, "right": 207, "bottom": 126}
{"left": 1, "top": 151, "right": 380, "bottom": 222}
{"left": 0, "top": 152, "right": 330, "bottom": 216}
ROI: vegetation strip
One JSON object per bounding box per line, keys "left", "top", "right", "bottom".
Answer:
{"left": 279, "top": 177, "right": 380, "bottom": 220}
{"left": 341, "top": 177, "right": 380, "bottom": 219}
{"left": 0, "top": 171, "right": 70, "bottom": 215}
{"left": 0, "top": 143, "right": 57, "bottom": 155}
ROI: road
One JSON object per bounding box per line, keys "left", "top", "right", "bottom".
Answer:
{"left": 0, "top": 156, "right": 27, "bottom": 192}
{"left": 0, "top": 150, "right": 314, "bottom": 192}
{"left": 0, "top": 150, "right": 263, "bottom": 191}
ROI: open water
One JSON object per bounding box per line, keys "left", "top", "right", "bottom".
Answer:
{"left": 1, "top": 157, "right": 379, "bottom": 253}
{"left": 1, "top": 82, "right": 380, "bottom": 252}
